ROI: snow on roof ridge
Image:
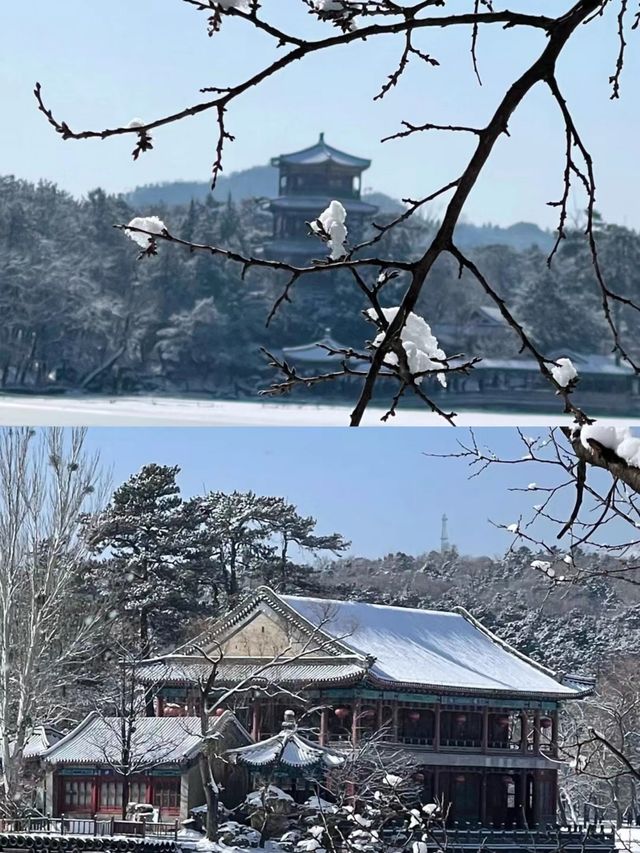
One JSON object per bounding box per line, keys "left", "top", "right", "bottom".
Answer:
{"left": 453, "top": 606, "right": 559, "bottom": 679}
{"left": 41, "top": 711, "right": 101, "bottom": 760}
{"left": 282, "top": 593, "right": 462, "bottom": 619}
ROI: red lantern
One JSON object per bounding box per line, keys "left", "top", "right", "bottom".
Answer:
{"left": 214, "top": 707, "right": 225, "bottom": 717}
{"left": 497, "top": 716, "right": 510, "bottom": 727}
{"left": 455, "top": 775, "right": 466, "bottom": 783}
{"left": 455, "top": 714, "right": 467, "bottom": 725}
{"left": 334, "top": 707, "right": 350, "bottom": 719}
{"left": 408, "top": 711, "right": 421, "bottom": 722}
{"left": 540, "top": 717, "right": 552, "bottom": 729}
{"left": 503, "top": 775, "right": 513, "bottom": 784}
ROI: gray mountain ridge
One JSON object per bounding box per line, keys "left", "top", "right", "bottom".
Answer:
{"left": 124, "top": 165, "right": 554, "bottom": 252}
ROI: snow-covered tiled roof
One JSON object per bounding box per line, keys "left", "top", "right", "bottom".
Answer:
{"left": 281, "top": 595, "right": 586, "bottom": 698}
{"left": 43, "top": 713, "right": 207, "bottom": 766}
{"left": 23, "top": 726, "right": 64, "bottom": 758}
{"left": 227, "top": 713, "right": 344, "bottom": 770}
{"left": 137, "top": 657, "right": 365, "bottom": 688}
{"left": 272, "top": 135, "right": 371, "bottom": 170}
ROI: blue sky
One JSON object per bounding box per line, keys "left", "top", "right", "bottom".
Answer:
{"left": 2, "top": 1, "right": 639, "bottom": 228}
{"left": 83, "top": 426, "right": 576, "bottom": 559}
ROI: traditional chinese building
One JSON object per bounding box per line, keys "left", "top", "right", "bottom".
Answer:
{"left": 137, "top": 587, "right": 593, "bottom": 828}
{"left": 262, "top": 134, "right": 378, "bottom": 263}
{"left": 42, "top": 711, "right": 251, "bottom": 820}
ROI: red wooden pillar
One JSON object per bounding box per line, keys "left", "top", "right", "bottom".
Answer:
{"left": 91, "top": 776, "right": 99, "bottom": 816}
{"left": 480, "top": 772, "right": 488, "bottom": 825}
{"left": 434, "top": 705, "right": 441, "bottom": 752}
{"left": 251, "top": 700, "right": 261, "bottom": 741}
{"left": 482, "top": 707, "right": 489, "bottom": 752}
{"left": 551, "top": 710, "right": 559, "bottom": 758}
{"left": 319, "top": 707, "right": 328, "bottom": 746}
{"left": 520, "top": 711, "right": 529, "bottom": 754}
{"left": 157, "top": 696, "right": 164, "bottom": 718}
{"left": 533, "top": 709, "right": 541, "bottom": 754}
{"left": 434, "top": 768, "right": 441, "bottom": 805}
{"left": 352, "top": 699, "right": 361, "bottom": 746}
{"left": 391, "top": 703, "right": 399, "bottom": 743}
{"left": 532, "top": 771, "right": 542, "bottom": 826}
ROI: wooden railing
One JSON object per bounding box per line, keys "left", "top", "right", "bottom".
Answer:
{"left": 0, "top": 817, "right": 179, "bottom": 841}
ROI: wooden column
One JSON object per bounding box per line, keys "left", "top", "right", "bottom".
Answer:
{"left": 157, "top": 696, "right": 164, "bottom": 718}
{"left": 519, "top": 770, "right": 527, "bottom": 828}
{"left": 533, "top": 709, "right": 541, "bottom": 754}
{"left": 521, "top": 711, "right": 529, "bottom": 754}
{"left": 91, "top": 777, "right": 99, "bottom": 816}
{"left": 319, "top": 706, "right": 328, "bottom": 746}
{"left": 551, "top": 710, "right": 559, "bottom": 758}
{"left": 251, "top": 700, "right": 261, "bottom": 741}
{"left": 480, "top": 772, "right": 488, "bottom": 825}
{"left": 434, "top": 704, "right": 441, "bottom": 752}
{"left": 352, "top": 699, "right": 361, "bottom": 746}
{"left": 533, "top": 771, "right": 542, "bottom": 827}
{"left": 482, "top": 707, "right": 489, "bottom": 753}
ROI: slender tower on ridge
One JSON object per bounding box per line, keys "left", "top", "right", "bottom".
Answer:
{"left": 440, "top": 513, "right": 451, "bottom": 554}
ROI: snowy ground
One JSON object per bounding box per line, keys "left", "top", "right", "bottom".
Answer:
{"left": 0, "top": 394, "right": 632, "bottom": 427}
{"left": 617, "top": 827, "right": 640, "bottom": 853}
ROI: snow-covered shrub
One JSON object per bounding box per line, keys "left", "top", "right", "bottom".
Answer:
{"left": 217, "top": 820, "right": 261, "bottom": 847}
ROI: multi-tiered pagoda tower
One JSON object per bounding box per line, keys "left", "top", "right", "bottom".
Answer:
{"left": 263, "top": 133, "right": 379, "bottom": 262}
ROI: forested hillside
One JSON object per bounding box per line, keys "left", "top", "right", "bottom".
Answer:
{"left": 1, "top": 175, "right": 638, "bottom": 399}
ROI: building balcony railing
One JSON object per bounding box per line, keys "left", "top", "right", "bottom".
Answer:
{"left": 397, "top": 735, "right": 434, "bottom": 746}
{"left": 441, "top": 738, "right": 483, "bottom": 749}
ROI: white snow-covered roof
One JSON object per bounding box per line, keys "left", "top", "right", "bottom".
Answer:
{"left": 43, "top": 712, "right": 209, "bottom": 766}
{"left": 228, "top": 714, "right": 343, "bottom": 770}
{"left": 281, "top": 595, "right": 585, "bottom": 698}
{"left": 23, "top": 725, "right": 64, "bottom": 758}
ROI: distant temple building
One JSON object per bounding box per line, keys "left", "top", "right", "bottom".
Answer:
{"left": 263, "top": 133, "right": 379, "bottom": 262}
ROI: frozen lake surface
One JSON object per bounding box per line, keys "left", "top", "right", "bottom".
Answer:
{"left": 0, "top": 394, "right": 629, "bottom": 427}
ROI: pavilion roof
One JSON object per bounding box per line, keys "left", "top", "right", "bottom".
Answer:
{"left": 226, "top": 712, "right": 344, "bottom": 770}
{"left": 272, "top": 134, "right": 371, "bottom": 170}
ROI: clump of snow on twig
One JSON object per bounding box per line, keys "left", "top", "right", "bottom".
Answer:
{"left": 311, "top": 0, "right": 359, "bottom": 29}
{"left": 125, "top": 216, "right": 167, "bottom": 248}
{"left": 215, "top": 0, "right": 252, "bottom": 9}
{"left": 366, "top": 307, "right": 448, "bottom": 386}
{"left": 311, "top": 200, "right": 348, "bottom": 260}
{"left": 548, "top": 357, "right": 577, "bottom": 388}
{"left": 580, "top": 423, "right": 640, "bottom": 468}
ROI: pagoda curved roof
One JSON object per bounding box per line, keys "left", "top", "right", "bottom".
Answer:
{"left": 272, "top": 134, "right": 371, "bottom": 170}
{"left": 227, "top": 725, "right": 344, "bottom": 770}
